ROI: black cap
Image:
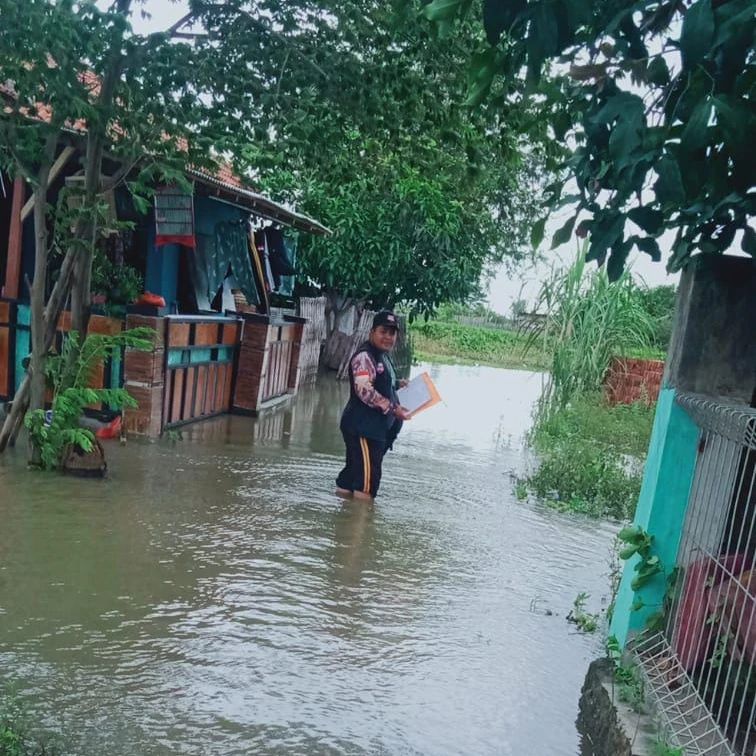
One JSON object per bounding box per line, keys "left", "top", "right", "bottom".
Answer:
{"left": 372, "top": 310, "right": 399, "bottom": 330}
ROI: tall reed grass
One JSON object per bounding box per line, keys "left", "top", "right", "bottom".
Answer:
{"left": 528, "top": 247, "right": 656, "bottom": 421}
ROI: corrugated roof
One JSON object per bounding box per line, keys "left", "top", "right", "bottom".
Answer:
{"left": 189, "top": 168, "right": 330, "bottom": 236}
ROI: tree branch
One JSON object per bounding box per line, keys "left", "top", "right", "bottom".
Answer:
{"left": 171, "top": 4, "right": 328, "bottom": 79}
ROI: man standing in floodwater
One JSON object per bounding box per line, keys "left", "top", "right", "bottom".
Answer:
{"left": 336, "top": 310, "right": 412, "bottom": 501}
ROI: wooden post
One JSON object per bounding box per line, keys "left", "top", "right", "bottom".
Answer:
{"left": 2, "top": 177, "right": 24, "bottom": 300}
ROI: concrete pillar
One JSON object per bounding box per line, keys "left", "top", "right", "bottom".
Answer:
{"left": 610, "top": 254, "right": 756, "bottom": 648}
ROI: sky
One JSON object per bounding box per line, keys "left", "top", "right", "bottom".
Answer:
{"left": 122, "top": 0, "right": 680, "bottom": 315}
{"left": 485, "top": 217, "right": 679, "bottom": 316}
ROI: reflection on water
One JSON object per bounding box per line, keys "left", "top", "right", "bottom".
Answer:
{"left": 0, "top": 364, "right": 615, "bottom": 755}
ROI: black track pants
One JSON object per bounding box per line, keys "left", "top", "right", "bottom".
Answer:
{"left": 336, "top": 431, "right": 386, "bottom": 497}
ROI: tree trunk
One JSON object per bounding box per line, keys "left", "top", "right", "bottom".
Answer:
{"left": 27, "top": 159, "right": 54, "bottom": 465}
{"left": 0, "top": 0, "right": 133, "bottom": 456}
{"left": 0, "top": 217, "right": 79, "bottom": 453}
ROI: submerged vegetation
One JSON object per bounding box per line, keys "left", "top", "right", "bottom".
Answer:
{"left": 0, "top": 691, "right": 61, "bottom": 756}
{"left": 518, "top": 252, "right": 661, "bottom": 520}
{"left": 524, "top": 394, "right": 654, "bottom": 519}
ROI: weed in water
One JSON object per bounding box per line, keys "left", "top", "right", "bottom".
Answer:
{"left": 523, "top": 393, "right": 654, "bottom": 519}
{"left": 566, "top": 592, "right": 600, "bottom": 633}
{"left": 0, "top": 689, "right": 62, "bottom": 756}
{"left": 514, "top": 480, "right": 528, "bottom": 501}
{"left": 651, "top": 739, "right": 683, "bottom": 756}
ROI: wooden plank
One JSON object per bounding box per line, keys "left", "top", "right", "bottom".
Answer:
{"left": 223, "top": 362, "right": 234, "bottom": 409}
{"left": 163, "top": 369, "right": 173, "bottom": 424}
{"left": 0, "top": 326, "right": 9, "bottom": 397}
{"left": 195, "top": 365, "right": 207, "bottom": 417}
{"left": 171, "top": 369, "right": 185, "bottom": 423}
{"left": 182, "top": 366, "right": 196, "bottom": 420}
{"left": 222, "top": 323, "right": 239, "bottom": 345}
{"left": 209, "top": 363, "right": 220, "bottom": 414}
{"left": 168, "top": 322, "right": 191, "bottom": 347}
{"left": 194, "top": 322, "right": 218, "bottom": 346}
{"left": 2, "top": 177, "right": 24, "bottom": 300}
{"left": 205, "top": 364, "right": 217, "bottom": 415}
{"left": 0, "top": 301, "right": 9, "bottom": 324}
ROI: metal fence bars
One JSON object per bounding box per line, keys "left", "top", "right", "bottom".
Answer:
{"left": 631, "top": 393, "right": 756, "bottom": 755}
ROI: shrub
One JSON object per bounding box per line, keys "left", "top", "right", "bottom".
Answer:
{"left": 24, "top": 328, "right": 153, "bottom": 471}
{"left": 524, "top": 394, "right": 655, "bottom": 519}
{"left": 529, "top": 247, "right": 656, "bottom": 419}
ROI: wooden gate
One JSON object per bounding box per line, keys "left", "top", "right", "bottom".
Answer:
{"left": 163, "top": 316, "right": 241, "bottom": 428}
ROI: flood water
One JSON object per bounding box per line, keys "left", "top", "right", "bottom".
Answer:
{"left": 0, "top": 364, "right": 617, "bottom": 755}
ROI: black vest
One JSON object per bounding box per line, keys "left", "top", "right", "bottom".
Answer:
{"left": 340, "top": 341, "right": 398, "bottom": 441}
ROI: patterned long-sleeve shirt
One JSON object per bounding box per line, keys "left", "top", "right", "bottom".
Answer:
{"left": 351, "top": 351, "right": 394, "bottom": 415}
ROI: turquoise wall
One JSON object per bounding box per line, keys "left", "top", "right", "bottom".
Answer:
{"left": 14, "top": 303, "right": 30, "bottom": 393}
{"left": 610, "top": 386, "right": 700, "bottom": 646}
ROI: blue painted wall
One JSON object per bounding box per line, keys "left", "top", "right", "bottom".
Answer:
{"left": 610, "top": 386, "right": 699, "bottom": 646}
{"left": 144, "top": 214, "right": 180, "bottom": 310}
{"left": 143, "top": 196, "right": 248, "bottom": 310}
{"left": 194, "top": 195, "right": 247, "bottom": 235}
{"left": 14, "top": 303, "right": 30, "bottom": 393}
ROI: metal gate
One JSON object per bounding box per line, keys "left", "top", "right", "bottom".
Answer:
{"left": 632, "top": 393, "right": 756, "bottom": 755}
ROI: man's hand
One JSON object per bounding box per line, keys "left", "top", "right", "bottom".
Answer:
{"left": 394, "top": 405, "right": 412, "bottom": 421}
{"left": 398, "top": 379, "right": 409, "bottom": 389}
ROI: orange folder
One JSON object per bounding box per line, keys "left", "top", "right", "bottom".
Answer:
{"left": 396, "top": 372, "right": 442, "bottom": 418}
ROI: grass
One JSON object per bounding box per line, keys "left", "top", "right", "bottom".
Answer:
{"left": 529, "top": 247, "right": 657, "bottom": 416}
{"left": 410, "top": 320, "right": 549, "bottom": 371}
{"left": 522, "top": 394, "right": 656, "bottom": 520}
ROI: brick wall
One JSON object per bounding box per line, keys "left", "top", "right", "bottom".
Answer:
{"left": 123, "top": 314, "right": 165, "bottom": 437}
{"left": 604, "top": 357, "right": 664, "bottom": 406}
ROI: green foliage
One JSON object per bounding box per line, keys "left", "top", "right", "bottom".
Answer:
{"left": 431, "top": 0, "right": 755, "bottom": 276}
{"left": 535, "top": 393, "right": 656, "bottom": 460}
{"left": 525, "top": 430, "right": 644, "bottom": 519}
{"left": 433, "top": 301, "right": 512, "bottom": 327}
{"left": 618, "top": 525, "right": 663, "bottom": 592}
{"left": 529, "top": 247, "right": 656, "bottom": 418}
{"left": 566, "top": 592, "right": 599, "bottom": 633}
{"left": 652, "top": 741, "right": 683, "bottom": 756}
{"left": 410, "top": 320, "right": 549, "bottom": 370}
{"left": 91, "top": 254, "right": 143, "bottom": 308}
{"left": 635, "top": 285, "right": 677, "bottom": 351}
{"left": 606, "top": 635, "right": 646, "bottom": 712}
{"left": 24, "top": 328, "right": 153, "bottom": 471}
{"left": 524, "top": 394, "right": 654, "bottom": 519}
{"left": 190, "top": 0, "right": 552, "bottom": 317}
{"left": 0, "top": 690, "right": 61, "bottom": 756}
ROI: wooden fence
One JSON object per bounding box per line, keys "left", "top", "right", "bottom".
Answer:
{"left": 297, "top": 296, "right": 327, "bottom": 383}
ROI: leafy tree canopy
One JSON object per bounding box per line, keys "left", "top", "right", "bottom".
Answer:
{"left": 188, "top": 0, "right": 554, "bottom": 314}
{"left": 0, "top": 0, "right": 263, "bottom": 201}
{"left": 0, "top": 0, "right": 554, "bottom": 319}
{"left": 425, "top": 0, "right": 755, "bottom": 279}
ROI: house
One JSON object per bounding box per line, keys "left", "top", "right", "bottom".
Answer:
{"left": 0, "top": 147, "right": 330, "bottom": 437}
{"left": 609, "top": 254, "right": 756, "bottom": 754}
